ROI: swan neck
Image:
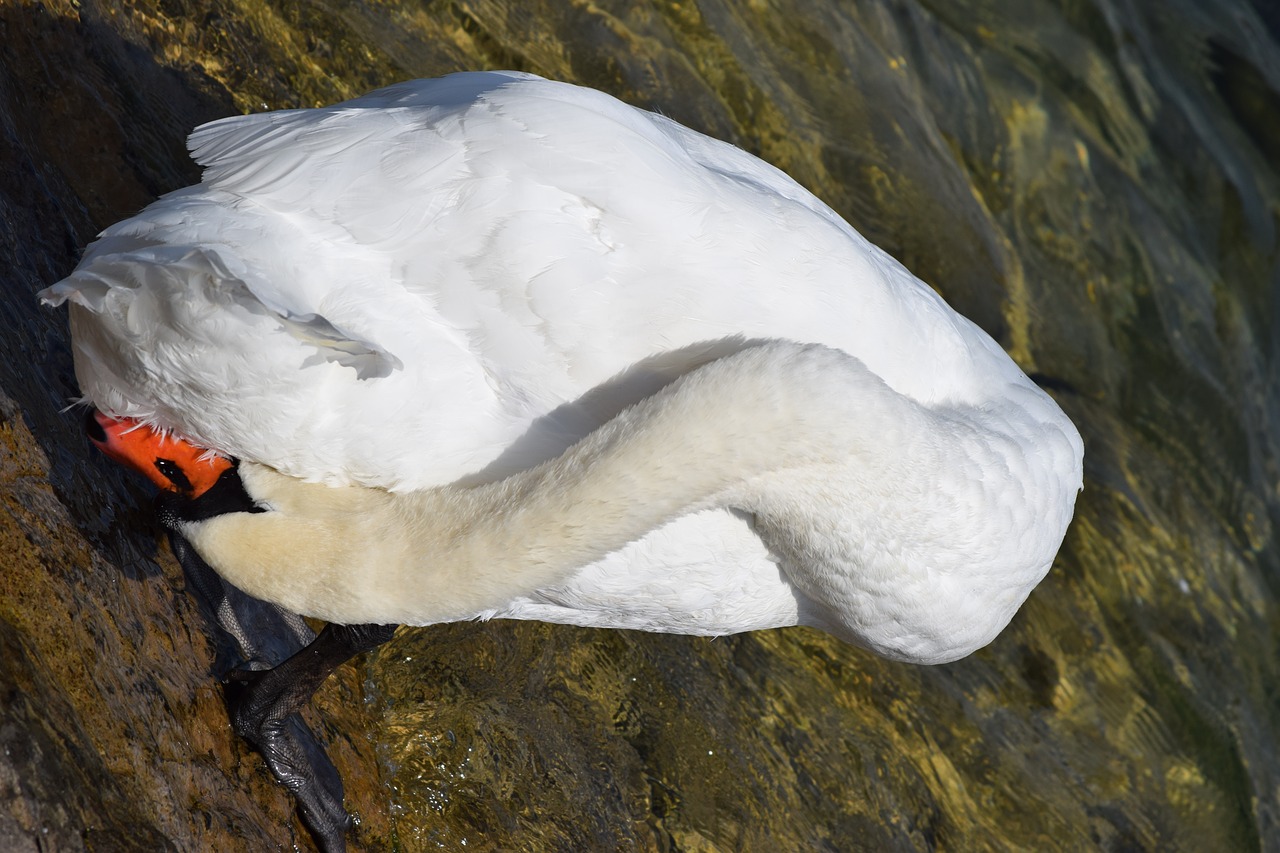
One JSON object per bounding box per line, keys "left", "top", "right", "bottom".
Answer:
{"left": 201, "top": 341, "right": 917, "bottom": 625}
{"left": 379, "top": 342, "right": 888, "bottom": 619}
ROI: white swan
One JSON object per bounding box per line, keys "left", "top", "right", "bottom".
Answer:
{"left": 42, "top": 71, "right": 1083, "bottom": 666}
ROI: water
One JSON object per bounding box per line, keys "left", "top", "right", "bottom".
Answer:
{"left": 0, "top": 0, "right": 1275, "bottom": 849}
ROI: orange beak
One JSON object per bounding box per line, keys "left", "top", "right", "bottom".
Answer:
{"left": 85, "top": 409, "right": 233, "bottom": 498}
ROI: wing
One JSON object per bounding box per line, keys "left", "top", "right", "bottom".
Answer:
{"left": 42, "top": 72, "right": 1028, "bottom": 489}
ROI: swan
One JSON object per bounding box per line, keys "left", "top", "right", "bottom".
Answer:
{"left": 149, "top": 337, "right": 1077, "bottom": 664}
{"left": 41, "top": 70, "right": 1083, "bottom": 846}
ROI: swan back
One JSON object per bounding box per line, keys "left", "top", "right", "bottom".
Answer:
{"left": 44, "top": 72, "right": 1044, "bottom": 491}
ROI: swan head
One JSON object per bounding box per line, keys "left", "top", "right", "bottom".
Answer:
{"left": 81, "top": 411, "right": 410, "bottom": 622}
{"left": 84, "top": 408, "right": 233, "bottom": 498}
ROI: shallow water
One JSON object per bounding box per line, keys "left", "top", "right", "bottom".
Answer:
{"left": 0, "top": 0, "right": 1276, "bottom": 850}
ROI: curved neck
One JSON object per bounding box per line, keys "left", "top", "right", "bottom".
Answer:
{"left": 416, "top": 342, "right": 896, "bottom": 552}
{"left": 189, "top": 341, "right": 910, "bottom": 624}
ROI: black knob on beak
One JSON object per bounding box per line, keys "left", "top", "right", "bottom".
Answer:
{"left": 84, "top": 408, "right": 108, "bottom": 444}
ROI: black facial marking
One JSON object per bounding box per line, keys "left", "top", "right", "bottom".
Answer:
{"left": 155, "top": 457, "right": 195, "bottom": 494}
{"left": 156, "top": 464, "right": 266, "bottom": 531}
{"left": 84, "top": 409, "right": 107, "bottom": 443}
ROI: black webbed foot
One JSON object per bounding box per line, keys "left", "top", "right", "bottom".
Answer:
{"left": 224, "top": 623, "right": 398, "bottom": 852}
{"left": 224, "top": 668, "right": 353, "bottom": 852}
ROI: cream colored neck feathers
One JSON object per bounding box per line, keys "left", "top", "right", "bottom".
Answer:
{"left": 179, "top": 342, "right": 903, "bottom": 624}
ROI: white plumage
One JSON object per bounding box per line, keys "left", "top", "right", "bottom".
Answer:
{"left": 42, "top": 71, "right": 1083, "bottom": 664}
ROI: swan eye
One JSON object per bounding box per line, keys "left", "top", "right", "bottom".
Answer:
{"left": 154, "top": 457, "right": 194, "bottom": 493}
